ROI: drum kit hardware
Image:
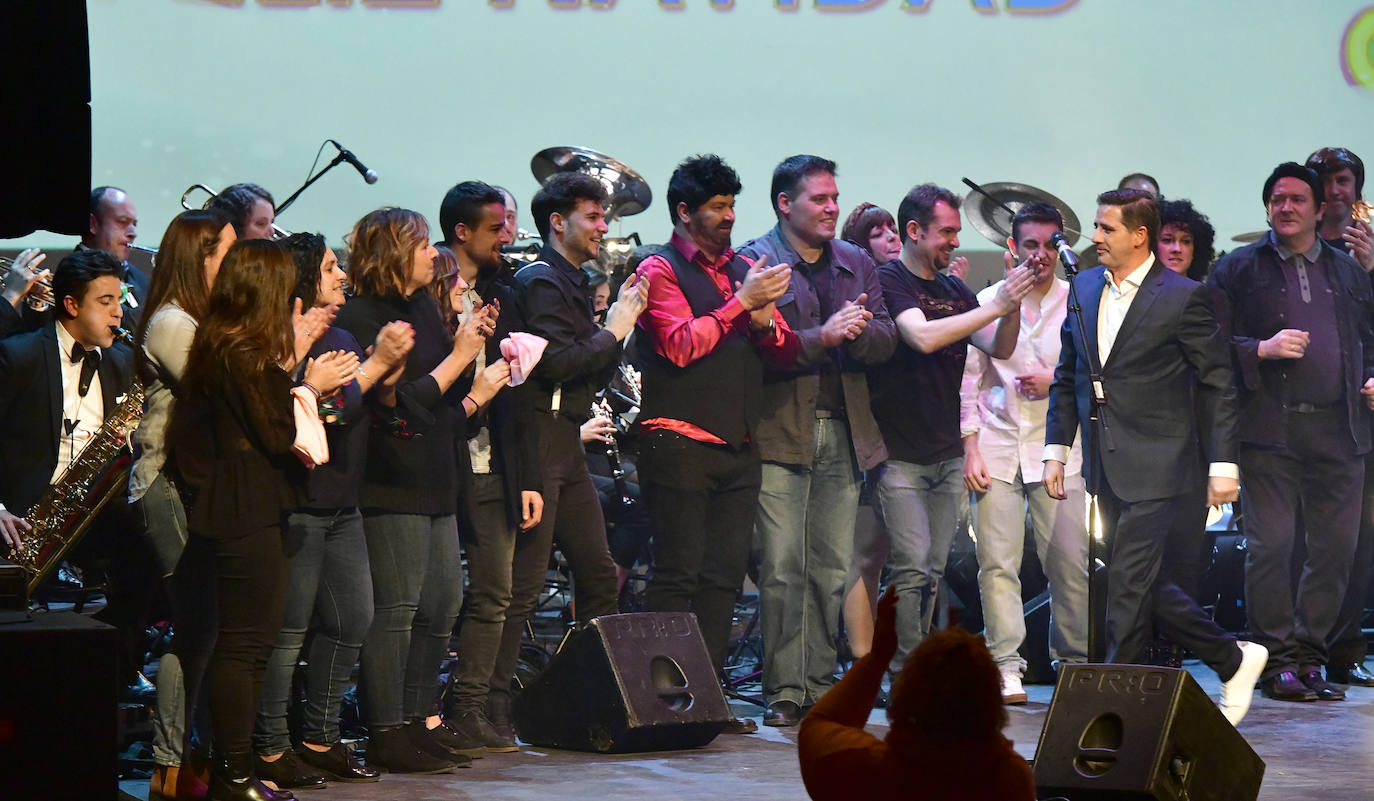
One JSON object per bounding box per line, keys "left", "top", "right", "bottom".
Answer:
{"left": 961, "top": 177, "right": 1085, "bottom": 248}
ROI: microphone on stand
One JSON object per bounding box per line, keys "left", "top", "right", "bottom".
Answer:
{"left": 1050, "top": 231, "right": 1079, "bottom": 274}
{"left": 328, "top": 140, "right": 379, "bottom": 184}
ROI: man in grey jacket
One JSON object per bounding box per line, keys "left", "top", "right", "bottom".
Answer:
{"left": 738, "top": 155, "right": 896, "bottom": 727}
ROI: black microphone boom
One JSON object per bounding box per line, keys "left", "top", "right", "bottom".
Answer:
{"left": 329, "top": 139, "right": 379, "bottom": 184}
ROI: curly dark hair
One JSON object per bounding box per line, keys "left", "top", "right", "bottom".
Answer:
{"left": 666, "top": 154, "right": 742, "bottom": 225}
{"left": 1158, "top": 199, "right": 1216, "bottom": 280}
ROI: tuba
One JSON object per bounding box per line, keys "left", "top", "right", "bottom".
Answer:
{"left": 7, "top": 327, "right": 145, "bottom": 594}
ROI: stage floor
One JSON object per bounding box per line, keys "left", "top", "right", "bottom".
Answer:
{"left": 118, "top": 662, "right": 1374, "bottom": 801}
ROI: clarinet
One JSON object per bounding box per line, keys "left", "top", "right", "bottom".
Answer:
{"left": 593, "top": 397, "right": 633, "bottom": 508}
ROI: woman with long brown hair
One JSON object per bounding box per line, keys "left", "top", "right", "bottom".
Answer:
{"left": 130, "top": 208, "right": 234, "bottom": 800}
{"left": 169, "top": 239, "right": 355, "bottom": 801}
{"left": 251, "top": 233, "right": 413, "bottom": 787}
{"left": 333, "top": 207, "right": 501, "bottom": 773}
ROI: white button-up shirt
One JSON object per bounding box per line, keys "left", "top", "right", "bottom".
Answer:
{"left": 962, "top": 277, "right": 1081, "bottom": 483}
{"left": 53, "top": 322, "right": 105, "bottom": 483}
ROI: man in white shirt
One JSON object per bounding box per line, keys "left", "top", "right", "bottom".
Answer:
{"left": 1043, "top": 189, "right": 1266, "bottom": 725}
{"left": 960, "top": 203, "right": 1088, "bottom": 705}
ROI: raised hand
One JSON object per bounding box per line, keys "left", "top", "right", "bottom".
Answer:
{"left": 1258, "top": 328, "right": 1310, "bottom": 360}
{"left": 2, "top": 248, "right": 49, "bottom": 308}
{"left": 605, "top": 273, "right": 650, "bottom": 342}
{"left": 992, "top": 260, "right": 1036, "bottom": 314}
{"left": 373, "top": 321, "right": 415, "bottom": 368}
{"left": 948, "top": 255, "right": 969, "bottom": 281}
{"left": 734, "top": 254, "right": 792, "bottom": 310}
{"left": 821, "top": 292, "right": 871, "bottom": 347}
{"left": 304, "top": 349, "right": 361, "bottom": 395}
{"left": 470, "top": 358, "right": 512, "bottom": 406}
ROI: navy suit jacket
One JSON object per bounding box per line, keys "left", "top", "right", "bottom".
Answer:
{"left": 0, "top": 324, "right": 135, "bottom": 514}
{"left": 1044, "top": 261, "right": 1237, "bottom": 502}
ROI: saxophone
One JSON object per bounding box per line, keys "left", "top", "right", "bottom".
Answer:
{"left": 7, "top": 327, "right": 145, "bottom": 594}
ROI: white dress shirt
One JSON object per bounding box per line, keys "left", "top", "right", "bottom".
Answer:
{"left": 457, "top": 287, "right": 493, "bottom": 474}
{"left": 962, "top": 277, "right": 1082, "bottom": 483}
{"left": 53, "top": 321, "right": 105, "bottom": 483}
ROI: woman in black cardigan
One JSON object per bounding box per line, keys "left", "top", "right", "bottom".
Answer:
{"left": 334, "top": 208, "right": 504, "bottom": 773}
{"left": 170, "top": 239, "right": 354, "bottom": 801}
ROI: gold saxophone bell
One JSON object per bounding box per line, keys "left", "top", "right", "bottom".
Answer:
{"left": 0, "top": 254, "right": 56, "bottom": 312}
{"left": 181, "top": 182, "right": 293, "bottom": 239}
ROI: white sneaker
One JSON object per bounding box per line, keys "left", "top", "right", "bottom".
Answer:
{"left": 1000, "top": 670, "right": 1028, "bottom": 705}
{"left": 1219, "top": 640, "right": 1268, "bottom": 726}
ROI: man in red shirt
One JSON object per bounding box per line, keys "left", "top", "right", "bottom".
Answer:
{"left": 634, "top": 154, "right": 799, "bottom": 733}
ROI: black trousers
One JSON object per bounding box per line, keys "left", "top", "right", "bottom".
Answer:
{"left": 1329, "top": 449, "right": 1374, "bottom": 666}
{"left": 1097, "top": 473, "right": 1240, "bottom": 680}
{"left": 639, "top": 430, "right": 760, "bottom": 671}
{"left": 1239, "top": 410, "right": 1363, "bottom": 678}
{"left": 202, "top": 525, "right": 290, "bottom": 755}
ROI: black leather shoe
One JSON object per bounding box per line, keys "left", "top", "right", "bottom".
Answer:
{"left": 1300, "top": 669, "right": 1346, "bottom": 701}
{"left": 721, "top": 716, "right": 758, "bottom": 735}
{"left": 365, "top": 726, "right": 461, "bottom": 774}
{"left": 415, "top": 717, "right": 485, "bottom": 758}
{"left": 1328, "top": 661, "right": 1374, "bottom": 686}
{"left": 1262, "top": 671, "right": 1319, "bottom": 701}
{"left": 295, "top": 743, "right": 379, "bottom": 783}
{"left": 255, "top": 750, "right": 327, "bottom": 791}
{"left": 210, "top": 750, "right": 294, "bottom": 801}
{"left": 763, "top": 700, "right": 802, "bottom": 727}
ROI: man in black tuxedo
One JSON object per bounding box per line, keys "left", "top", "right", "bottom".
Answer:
{"left": 0, "top": 248, "right": 134, "bottom": 544}
{"left": 1043, "top": 189, "right": 1266, "bottom": 725}
{"left": 0, "top": 249, "right": 151, "bottom": 693}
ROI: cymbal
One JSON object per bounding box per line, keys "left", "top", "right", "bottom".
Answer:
{"left": 1232, "top": 230, "right": 1266, "bottom": 244}
{"left": 531, "top": 146, "right": 652, "bottom": 221}
{"left": 963, "top": 181, "right": 1083, "bottom": 248}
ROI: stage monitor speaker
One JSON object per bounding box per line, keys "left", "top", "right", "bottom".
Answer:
{"left": 1032, "top": 664, "right": 1263, "bottom": 801}
{"left": 0, "top": 610, "right": 118, "bottom": 801}
{"left": 513, "top": 612, "right": 730, "bottom": 753}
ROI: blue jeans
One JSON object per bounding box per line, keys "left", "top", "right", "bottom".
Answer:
{"left": 754, "top": 418, "right": 860, "bottom": 706}
{"left": 874, "top": 457, "right": 965, "bottom": 671}
{"left": 358, "top": 513, "right": 464, "bottom": 728}
{"left": 255, "top": 509, "right": 374, "bottom": 752}
{"left": 973, "top": 471, "right": 1089, "bottom": 675}
{"left": 134, "top": 473, "right": 215, "bottom": 767}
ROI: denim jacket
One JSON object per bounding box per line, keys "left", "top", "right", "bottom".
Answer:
{"left": 738, "top": 225, "right": 896, "bottom": 470}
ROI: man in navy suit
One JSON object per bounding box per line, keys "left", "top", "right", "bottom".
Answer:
{"left": 1042, "top": 189, "right": 1266, "bottom": 725}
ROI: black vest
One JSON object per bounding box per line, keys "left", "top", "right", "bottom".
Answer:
{"left": 637, "top": 246, "right": 763, "bottom": 447}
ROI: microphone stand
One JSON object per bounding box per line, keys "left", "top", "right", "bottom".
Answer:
{"left": 1057, "top": 249, "right": 1113, "bottom": 662}
{"left": 275, "top": 152, "right": 352, "bottom": 216}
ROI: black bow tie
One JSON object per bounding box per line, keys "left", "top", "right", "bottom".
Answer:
{"left": 70, "top": 342, "right": 100, "bottom": 397}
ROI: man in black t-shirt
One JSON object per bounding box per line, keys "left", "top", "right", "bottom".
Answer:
{"left": 867, "top": 183, "right": 1034, "bottom": 670}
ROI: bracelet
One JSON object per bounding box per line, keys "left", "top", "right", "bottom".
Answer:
{"left": 356, "top": 365, "right": 371, "bottom": 382}
{"left": 464, "top": 394, "right": 478, "bottom": 409}
{"left": 301, "top": 381, "right": 321, "bottom": 399}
